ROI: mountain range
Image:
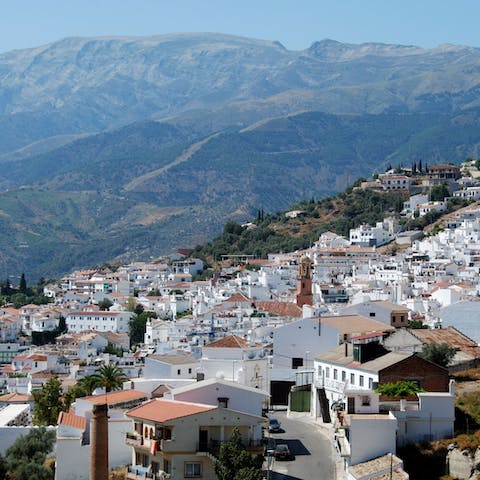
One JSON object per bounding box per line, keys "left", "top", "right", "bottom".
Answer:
{"left": 1, "top": 33, "right": 480, "bottom": 279}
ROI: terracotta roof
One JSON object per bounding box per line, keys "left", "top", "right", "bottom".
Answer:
{"left": 28, "top": 354, "right": 47, "bottom": 361}
{"left": 255, "top": 301, "right": 302, "bottom": 317}
{"left": 68, "top": 311, "right": 121, "bottom": 316}
{"left": 204, "top": 335, "right": 249, "bottom": 349}
{"left": 350, "top": 332, "right": 385, "bottom": 341}
{"left": 126, "top": 398, "right": 215, "bottom": 422}
{"left": 1, "top": 307, "right": 20, "bottom": 315}
{"left": 0, "top": 392, "right": 33, "bottom": 402}
{"left": 82, "top": 389, "right": 148, "bottom": 405}
{"left": 57, "top": 411, "right": 87, "bottom": 431}
{"left": 224, "top": 293, "right": 252, "bottom": 303}
{"left": 411, "top": 327, "right": 480, "bottom": 357}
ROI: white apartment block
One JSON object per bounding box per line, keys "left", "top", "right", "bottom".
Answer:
{"left": 65, "top": 310, "right": 133, "bottom": 333}
{"left": 350, "top": 222, "right": 394, "bottom": 247}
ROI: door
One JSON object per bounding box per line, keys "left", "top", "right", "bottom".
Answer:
{"left": 199, "top": 429, "right": 208, "bottom": 452}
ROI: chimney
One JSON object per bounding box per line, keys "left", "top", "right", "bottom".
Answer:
{"left": 90, "top": 403, "right": 109, "bottom": 480}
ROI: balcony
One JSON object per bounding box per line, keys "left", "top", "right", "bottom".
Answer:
{"left": 125, "top": 432, "right": 143, "bottom": 447}
{"left": 196, "top": 439, "right": 264, "bottom": 457}
{"left": 126, "top": 465, "right": 170, "bottom": 480}
{"left": 125, "top": 433, "right": 173, "bottom": 453}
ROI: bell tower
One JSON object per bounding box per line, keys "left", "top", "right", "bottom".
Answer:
{"left": 296, "top": 257, "right": 313, "bottom": 307}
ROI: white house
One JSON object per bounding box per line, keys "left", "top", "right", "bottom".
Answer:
{"left": 56, "top": 390, "right": 148, "bottom": 480}
{"left": 349, "top": 222, "right": 394, "bottom": 247}
{"left": 200, "top": 335, "right": 269, "bottom": 391}
{"left": 125, "top": 398, "right": 265, "bottom": 480}
{"left": 272, "top": 315, "right": 394, "bottom": 370}
{"left": 165, "top": 378, "right": 269, "bottom": 417}
{"left": 417, "top": 201, "right": 447, "bottom": 217}
{"left": 65, "top": 310, "right": 133, "bottom": 333}
{"left": 143, "top": 354, "right": 199, "bottom": 380}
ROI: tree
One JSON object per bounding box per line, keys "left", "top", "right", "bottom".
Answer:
{"left": 408, "top": 319, "right": 427, "bottom": 329}
{"left": 98, "top": 298, "right": 113, "bottom": 311}
{"left": 19, "top": 273, "right": 27, "bottom": 294}
{"left": 93, "top": 364, "right": 128, "bottom": 392}
{"left": 214, "top": 427, "right": 263, "bottom": 480}
{"left": 32, "top": 376, "right": 66, "bottom": 426}
{"left": 5, "top": 427, "right": 55, "bottom": 480}
{"left": 125, "top": 296, "right": 138, "bottom": 312}
{"left": 57, "top": 315, "right": 67, "bottom": 334}
{"left": 430, "top": 183, "right": 450, "bottom": 202}
{"left": 77, "top": 375, "right": 102, "bottom": 396}
{"left": 129, "top": 311, "right": 157, "bottom": 346}
{"left": 375, "top": 380, "right": 424, "bottom": 398}
{"left": 419, "top": 342, "right": 457, "bottom": 367}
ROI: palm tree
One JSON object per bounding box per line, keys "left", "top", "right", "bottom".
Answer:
{"left": 77, "top": 375, "right": 101, "bottom": 396}
{"left": 93, "top": 364, "right": 128, "bottom": 393}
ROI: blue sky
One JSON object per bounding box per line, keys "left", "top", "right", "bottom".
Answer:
{"left": 2, "top": 0, "right": 480, "bottom": 53}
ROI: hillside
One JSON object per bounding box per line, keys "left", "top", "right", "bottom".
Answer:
{"left": 1, "top": 107, "right": 480, "bottom": 279}
{"left": 2, "top": 34, "right": 480, "bottom": 155}
{"left": 2, "top": 34, "right": 480, "bottom": 278}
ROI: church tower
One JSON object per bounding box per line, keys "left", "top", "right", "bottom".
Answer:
{"left": 296, "top": 257, "right": 313, "bottom": 307}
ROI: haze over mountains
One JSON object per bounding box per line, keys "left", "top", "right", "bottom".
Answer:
{"left": 1, "top": 33, "right": 480, "bottom": 278}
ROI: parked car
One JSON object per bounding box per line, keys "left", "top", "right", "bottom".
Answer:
{"left": 268, "top": 418, "right": 281, "bottom": 433}
{"left": 274, "top": 443, "right": 293, "bottom": 460}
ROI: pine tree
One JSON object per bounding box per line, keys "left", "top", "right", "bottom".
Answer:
{"left": 19, "top": 273, "right": 27, "bottom": 294}
{"left": 214, "top": 427, "right": 263, "bottom": 480}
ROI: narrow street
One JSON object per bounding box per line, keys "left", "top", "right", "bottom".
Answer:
{"left": 265, "top": 411, "right": 338, "bottom": 480}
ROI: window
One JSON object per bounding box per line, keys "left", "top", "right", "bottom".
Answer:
{"left": 185, "top": 462, "right": 202, "bottom": 477}
{"left": 325, "top": 367, "right": 330, "bottom": 378}
{"left": 341, "top": 371, "right": 346, "bottom": 382}
{"left": 369, "top": 378, "right": 373, "bottom": 389}
{"left": 292, "top": 357, "right": 303, "bottom": 369}
{"left": 350, "top": 373, "right": 355, "bottom": 385}
{"left": 177, "top": 369, "right": 181, "bottom": 375}
{"left": 333, "top": 369, "right": 338, "bottom": 380}
{"left": 361, "top": 395, "right": 371, "bottom": 406}
{"left": 188, "top": 368, "right": 192, "bottom": 374}
{"left": 359, "top": 375, "right": 364, "bottom": 387}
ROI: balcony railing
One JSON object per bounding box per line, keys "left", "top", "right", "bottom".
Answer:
{"left": 125, "top": 433, "right": 173, "bottom": 453}
{"left": 126, "top": 465, "right": 170, "bottom": 480}
{"left": 196, "top": 439, "right": 264, "bottom": 457}
{"left": 125, "top": 432, "right": 143, "bottom": 447}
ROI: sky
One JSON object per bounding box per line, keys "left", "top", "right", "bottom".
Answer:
{"left": 1, "top": 0, "right": 480, "bottom": 53}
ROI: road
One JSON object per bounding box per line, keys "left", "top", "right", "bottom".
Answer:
{"left": 265, "top": 411, "right": 336, "bottom": 480}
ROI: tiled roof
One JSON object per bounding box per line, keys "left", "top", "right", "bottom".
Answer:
{"left": 0, "top": 392, "right": 33, "bottom": 402}
{"left": 224, "top": 292, "right": 252, "bottom": 303}
{"left": 204, "top": 335, "right": 249, "bottom": 349}
{"left": 255, "top": 301, "right": 302, "bottom": 317}
{"left": 315, "top": 343, "right": 411, "bottom": 373}
{"left": 126, "top": 398, "right": 215, "bottom": 422}
{"left": 57, "top": 411, "right": 87, "bottom": 431}
{"left": 371, "top": 301, "right": 410, "bottom": 312}
{"left": 28, "top": 354, "right": 48, "bottom": 361}
{"left": 411, "top": 326, "right": 480, "bottom": 357}
{"left": 320, "top": 315, "right": 395, "bottom": 335}
{"left": 147, "top": 354, "right": 198, "bottom": 365}
{"left": 82, "top": 389, "right": 148, "bottom": 405}
{"left": 68, "top": 311, "right": 121, "bottom": 316}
